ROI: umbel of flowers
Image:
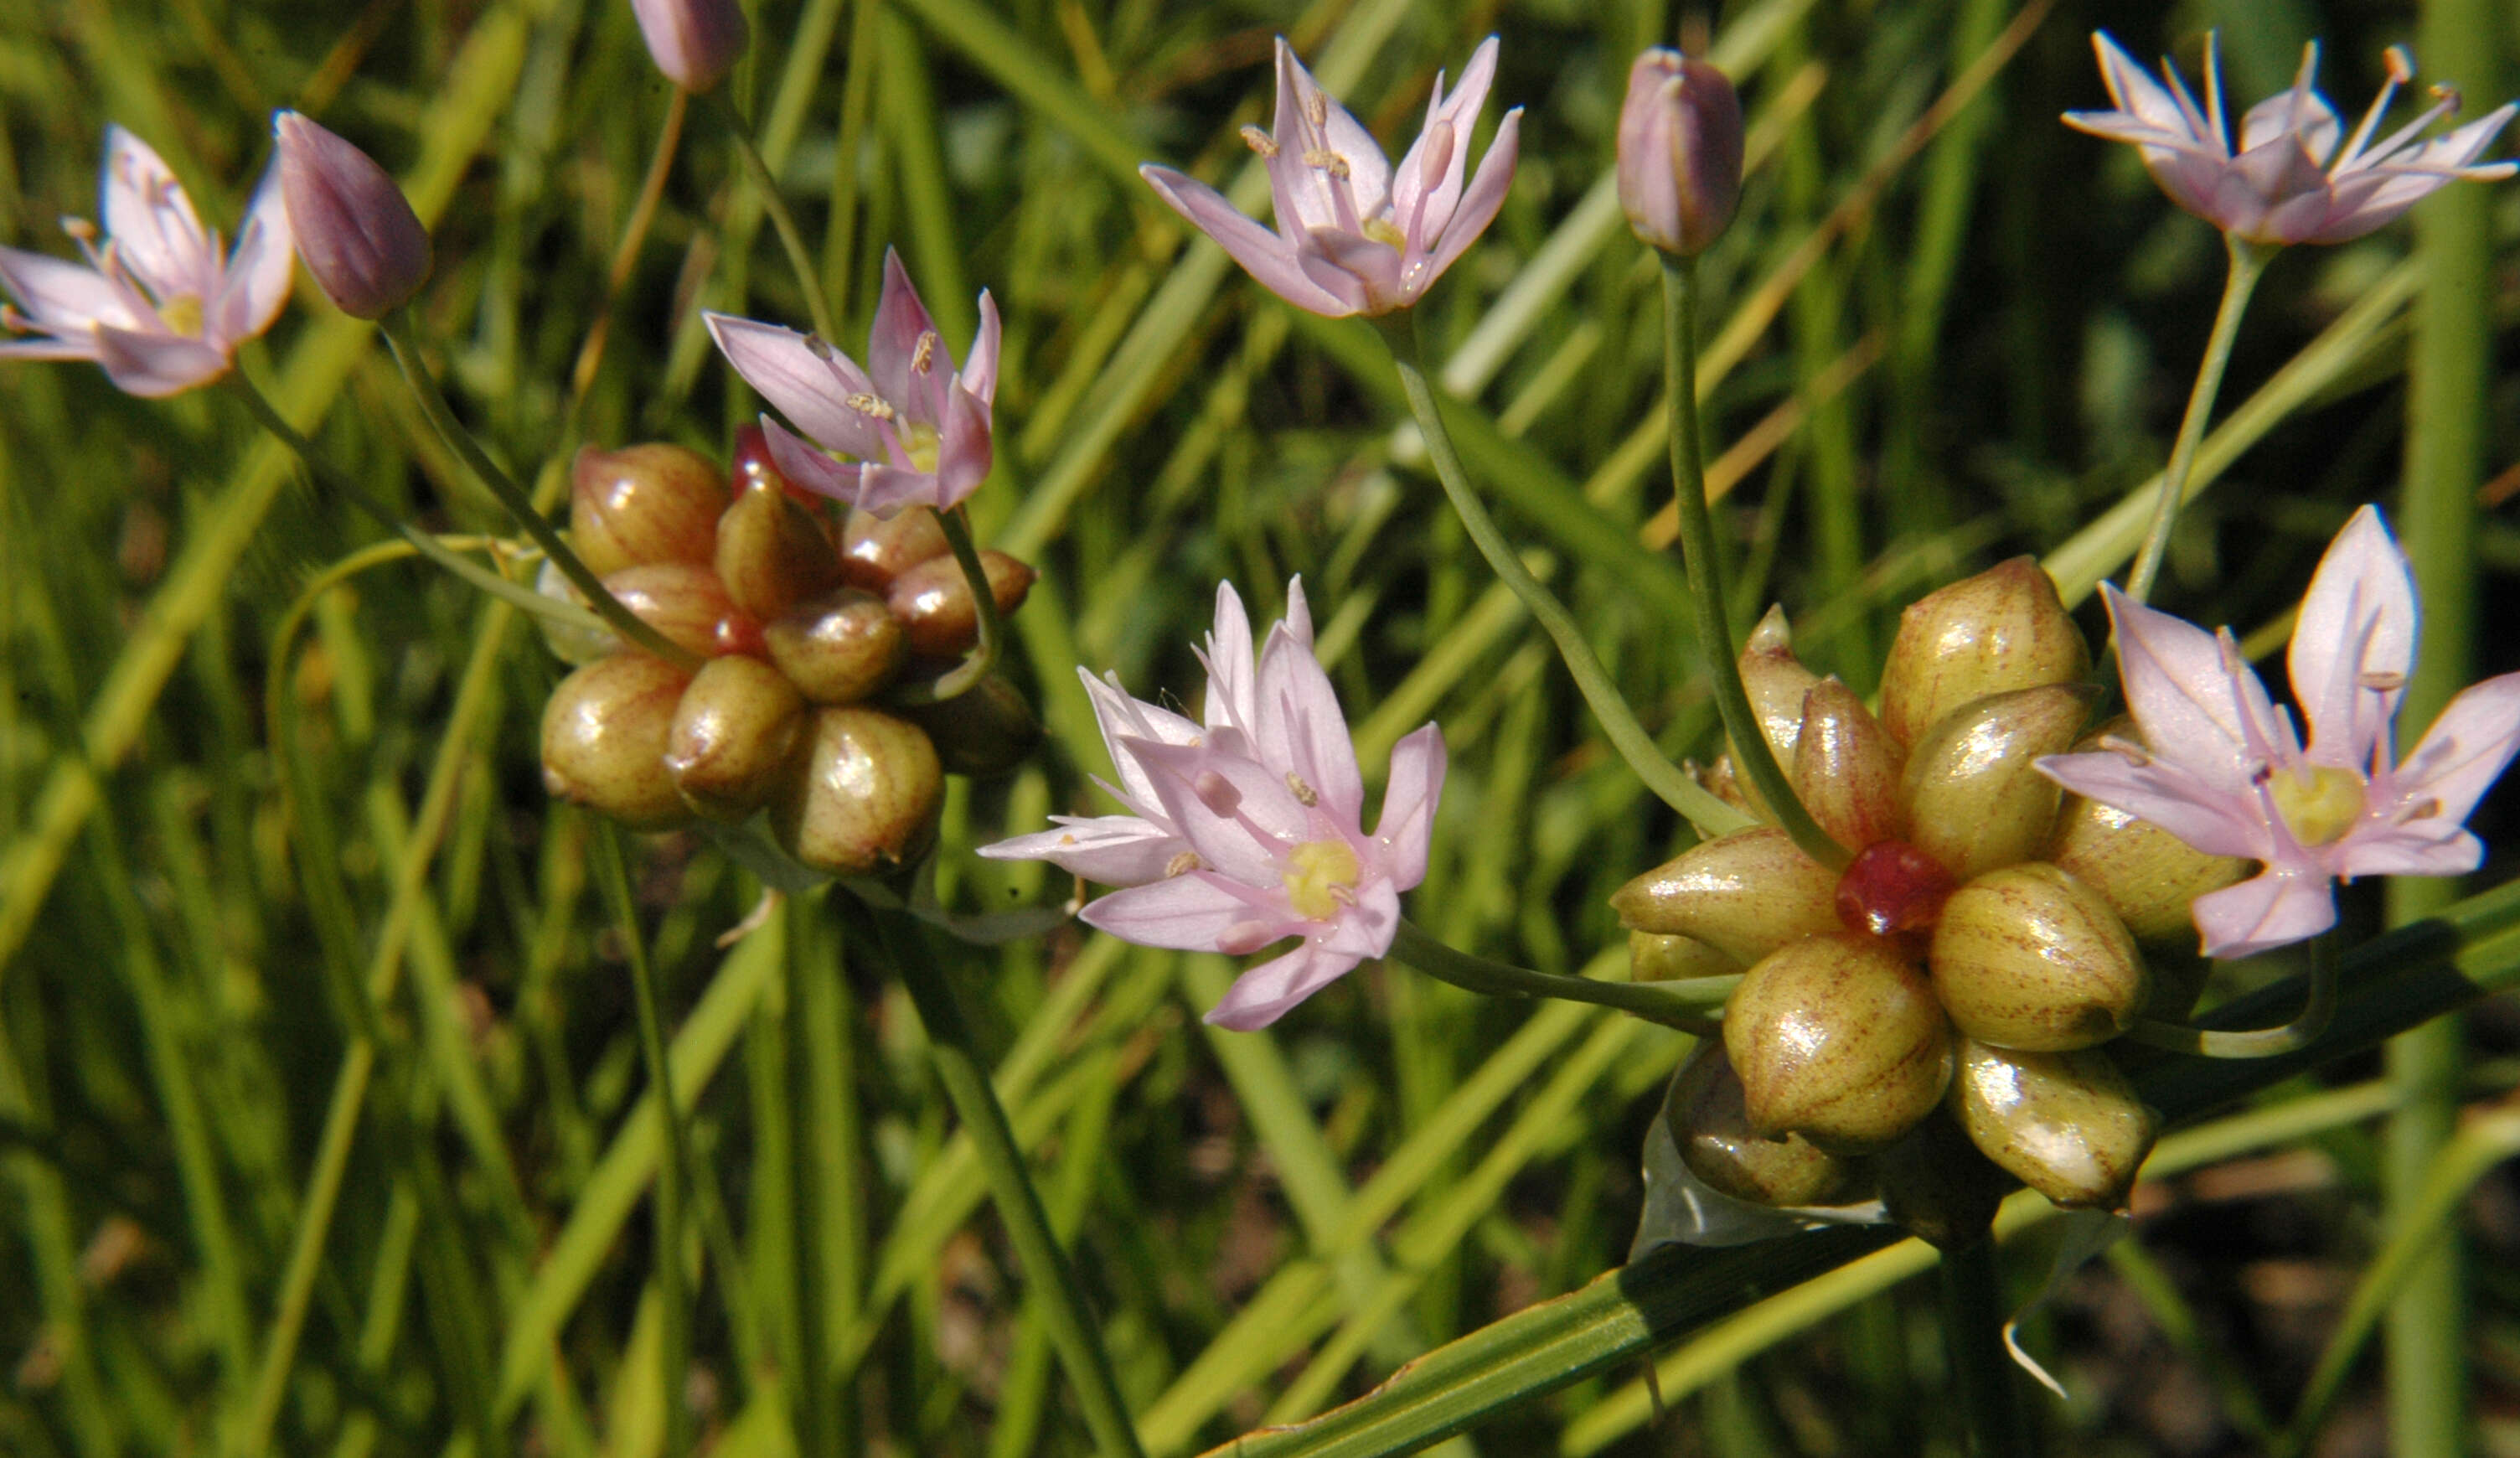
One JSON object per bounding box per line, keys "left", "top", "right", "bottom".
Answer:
{"left": 1621, "top": 560, "right": 2244, "bottom": 1242}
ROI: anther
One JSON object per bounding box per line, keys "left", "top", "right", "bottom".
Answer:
{"left": 805, "top": 333, "right": 836, "bottom": 361}
{"left": 2432, "top": 83, "right": 2462, "bottom": 113}
{"left": 844, "top": 392, "right": 899, "bottom": 421}
{"left": 2383, "top": 45, "right": 2415, "bottom": 85}
{"left": 64, "top": 219, "right": 98, "bottom": 242}
{"left": 2397, "top": 797, "right": 2442, "bottom": 824}
{"left": 1305, "top": 93, "right": 1327, "bottom": 127}
{"left": 911, "top": 330, "right": 937, "bottom": 375}
{"left": 1284, "top": 772, "right": 1318, "bottom": 807}
{"left": 1241, "top": 125, "right": 1278, "bottom": 158}
{"left": 1301, "top": 148, "right": 1351, "bottom": 179}
{"left": 1165, "top": 850, "right": 1204, "bottom": 877}
{"left": 2360, "top": 670, "right": 2406, "bottom": 693}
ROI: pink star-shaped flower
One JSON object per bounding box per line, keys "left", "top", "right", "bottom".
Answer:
{"left": 0, "top": 127, "right": 293, "bottom": 397}
{"left": 982, "top": 579, "right": 1446, "bottom": 1030}
{"left": 705, "top": 249, "right": 999, "bottom": 517}
{"left": 1139, "top": 37, "right": 1521, "bottom": 318}
{"left": 2064, "top": 31, "right": 2516, "bottom": 246}
{"left": 2039, "top": 507, "right": 2520, "bottom": 959}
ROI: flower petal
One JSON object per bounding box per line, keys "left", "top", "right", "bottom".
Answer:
{"left": 0, "top": 245, "right": 128, "bottom": 331}
{"left": 2389, "top": 670, "right": 2520, "bottom": 825}
{"left": 1373, "top": 724, "right": 1446, "bottom": 887}
{"left": 1254, "top": 617, "right": 1363, "bottom": 819}
{"left": 92, "top": 322, "right": 227, "bottom": 397}
{"left": 852, "top": 463, "right": 943, "bottom": 517}
{"left": 100, "top": 127, "right": 212, "bottom": 303}
{"left": 979, "top": 814, "right": 1185, "bottom": 887}
{"left": 960, "top": 291, "right": 1002, "bottom": 406}
{"left": 2290, "top": 505, "right": 2418, "bottom": 763}
{"left": 933, "top": 376, "right": 993, "bottom": 509}
{"left": 705, "top": 311, "right": 888, "bottom": 459}
{"left": 1203, "top": 940, "right": 1362, "bottom": 1031}
{"left": 1081, "top": 872, "right": 1277, "bottom": 952}
{"left": 2192, "top": 868, "right": 2338, "bottom": 959}
{"left": 2105, "top": 586, "right": 2255, "bottom": 788}
{"left": 2036, "top": 749, "right": 2273, "bottom": 861}
{"left": 214, "top": 158, "right": 297, "bottom": 344}
{"left": 757, "top": 415, "right": 862, "bottom": 503}
{"left": 1139, "top": 163, "right": 1353, "bottom": 317}
{"left": 1198, "top": 580, "right": 1256, "bottom": 735}
{"left": 1416, "top": 107, "right": 1521, "bottom": 295}
{"left": 868, "top": 248, "right": 948, "bottom": 422}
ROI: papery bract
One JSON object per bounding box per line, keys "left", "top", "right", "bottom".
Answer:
{"left": 2038, "top": 506, "right": 2520, "bottom": 958}
{"left": 0, "top": 127, "right": 292, "bottom": 396}
{"left": 2064, "top": 31, "right": 2517, "bottom": 246}
{"left": 981, "top": 579, "right": 1446, "bottom": 1030}
{"left": 1139, "top": 38, "right": 1521, "bottom": 318}
{"left": 705, "top": 249, "right": 1000, "bottom": 517}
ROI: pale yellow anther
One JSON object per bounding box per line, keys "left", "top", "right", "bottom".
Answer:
{"left": 1165, "top": 850, "right": 1203, "bottom": 877}
{"left": 1281, "top": 840, "right": 1361, "bottom": 921}
{"left": 1241, "top": 126, "right": 1278, "bottom": 158}
{"left": 911, "top": 331, "right": 937, "bottom": 375}
{"left": 1305, "top": 93, "right": 1328, "bottom": 127}
{"left": 2270, "top": 764, "right": 2368, "bottom": 847}
{"left": 1284, "top": 772, "right": 1318, "bottom": 807}
{"left": 2384, "top": 45, "right": 2415, "bottom": 85}
{"left": 1361, "top": 218, "right": 1407, "bottom": 250}
{"left": 1302, "top": 148, "right": 1351, "bottom": 179}
{"left": 2360, "top": 670, "right": 2406, "bottom": 692}
{"left": 846, "top": 392, "right": 899, "bottom": 421}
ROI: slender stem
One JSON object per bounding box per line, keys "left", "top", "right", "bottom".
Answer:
{"left": 890, "top": 505, "right": 1002, "bottom": 704}
{"left": 567, "top": 86, "right": 689, "bottom": 406}
{"left": 226, "top": 375, "right": 613, "bottom": 637}
{"left": 2122, "top": 235, "right": 2272, "bottom": 605}
{"left": 708, "top": 90, "right": 841, "bottom": 344}
{"left": 1660, "top": 254, "right": 1849, "bottom": 872}
{"left": 593, "top": 826, "right": 695, "bottom": 1458}
{"left": 867, "top": 903, "right": 1146, "bottom": 1458}
{"left": 1939, "top": 1236, "right": 2030, "bottom": 1457}
{"left": 1389, "top": 920, "right": 1731, "bottom": 1032}
{"left": 2125, "top": 933, "right": 2337, "bottom": 1058}
{"left": 1373, "top": 312, "right": 1753, "bottom": 840}
{"left": 377, "top": 309, "right": 703, "bottom": 670}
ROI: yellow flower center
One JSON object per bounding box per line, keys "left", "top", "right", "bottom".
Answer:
{"left": 901, "top": 420, "right": 941, "bottom": 474}
{"left": 2269, "top": 764, "right": 2366, "bottom": 847}
{"left": 1282, "top": 839, "right": 1362, "bottom": 921}
{"left": 159, "top": 292, "right": 204, "bottom": 337}
{"left": 1361, "top": 217, "right": 1408, "bottom": 251}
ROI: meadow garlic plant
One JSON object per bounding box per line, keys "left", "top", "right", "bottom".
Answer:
{"left": 6, "top": 8, "right": 2520, "bottom": 1458}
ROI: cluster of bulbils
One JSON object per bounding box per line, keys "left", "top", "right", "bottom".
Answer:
{"left": 1621, "top": 563, "right": 2245, "bottom": 1245}
{"left": 536, "top": 429, "right": 1037, "bottom": 874}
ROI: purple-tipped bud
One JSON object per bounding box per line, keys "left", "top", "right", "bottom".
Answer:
{"left": 273, "top": 112, "right": 431, "bottom": 320}
{"left": 631, "top": 0, "right": 750, "bottom": 92}
{"left": 1616, "top": 49, "right": 1744, "bottom": 256}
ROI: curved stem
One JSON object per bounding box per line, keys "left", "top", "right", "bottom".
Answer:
{"left": 1660, "top": 254, "right": 1849, "bottom": 872}
{"left": 889, "top": 505, "right": 1002, "bottom": 704}
{"left": 1390, "top": 920, "right": 1734, "bottom": 1032}
{"left": 2126, "top": 933, "right": 2338, "bottom": 1058}
{"left": 1939, "top": 1235, "right": 2031, "bottom": 1456}
{"left": 708, "top": 90, "right": 841, "bottom": 344}
{"left": 1373, "top": 312, "right": 1753, "bottom": 840}
{"left": 868, "top": 903, "right": 1146, "bottom": 1458}
{"left": 2122, "top": 235, "right": 2272, "bottom": 606}
{"left": 593, "top": 825, "right": 696, "bottom": 1458}
{"left": 226, "top": 375, "right": 612, "bottom": 637}
{"left": 378, "top": 309, "right": 703, "bottom": 670}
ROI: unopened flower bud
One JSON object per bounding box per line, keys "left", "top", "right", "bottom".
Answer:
{"left": 1878, "top": 559, "right": 2089, "bottom": 748}
{"left": 571, "top": 443, "right": 728, "bottom": 576}
{"left": 2045, "top": 721, "right": 2251, "bottom": 943}
{"left": 886, "top": 550, "right": 1037, "bottom": 659}
{"left": 715, "top": 477, "right": 843, "bottom": 622}
{"left": 772, "top": 706, "right": 942, "bottom": 874}
{"left": 838, "top": 504, "right": 953, "bottom": 591}
{"left": 896, "top": 674, "right": 1042, "bottom": 778}
{"left": 541, "top": 654, "right": 695, "bottom": 830}
{"left": 603, "top": 562, "right": 762, "bottom": 659}
{"left": 665, "top": 655, "right": 807, "bottom": 820}
{"left": 1949, "top": 1041, "right": 2156, "bottom": 1209}
{"left": 1616, "top": 49, "right": 1744, "bottom": 256}
{"left": 1724, "top": 933, "right": 1953, "bottom": 1152}
{"left": 273, "top": 112, "right": 431, "bottom": 320}
{"left": 1668, "top": 1045, "right": 1867, "bottom": 1208}
{"left": 1876, "top": 1109, "right": 2010, "bottom": 1251}
{"left": 1610, "top": 826, "right": 1841, "bottom": 964}
{"left": 763, "top": 588, "right": 908, "bottom": 704}
{"left": 1900, "top": 684, "right": 2096, "bottom": 883}
{"left": 630, "top": 0, "right": 749, "bottom": 93}
{"left": 1628, "top": 929, "right": 1743, "bottom": 983}
{"left": 1930, "top": 863, "right": 2148, "bottom": 1051}
{"left": 1791, "top": 677, "right": 1906, "bottom": 850}
{"left": 1731, "top": 606, "right": 1819, "bottom": 816}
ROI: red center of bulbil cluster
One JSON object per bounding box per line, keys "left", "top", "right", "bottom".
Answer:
{"left": 1834, "top": 840, "right": 1957, "bottom": 944}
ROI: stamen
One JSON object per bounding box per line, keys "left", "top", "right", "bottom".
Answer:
{"left": 1306, "top": 92, "right": 1328, "bottom": 128}
{"left": 2430, "top": 82, "right": 2461, "bottom": 114}
{"left": 911, "top": 330, "right": 937, "bottom": 375}
{"left": 2384, "top": 45, "right": 2415, "bottom": 85}
{"left": 63, "top": 218, "right": 98, "bottom": 243}
{"left": 1164, "top": 850, "right": 1204, "bottom": 877}
{"left": 1302, "top": 148, "right": 1351, "bottom": 179}
{"left": 1241, "top": 125, "right": 1278, "bottom": 158}
{"left": 2396, "top": 797, "right": 2442, "bottom": 824}
{"left": 844, "top": 391, "right": 899, "bottom": 421}
{"left": 2359, "top": 670, "right": 2406, "bottom": 693}
{"left": 2096, "top": 733, "right": 2151, "bottom": 766}
{"left": 2202, "top": 32, "right": 2228, "bottom": 148}
{"left": 805, "top": 333, "right": 836, "bottom": 361}
{"left": 1284, "top": 772, "right": 1318, "bottom": 807}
